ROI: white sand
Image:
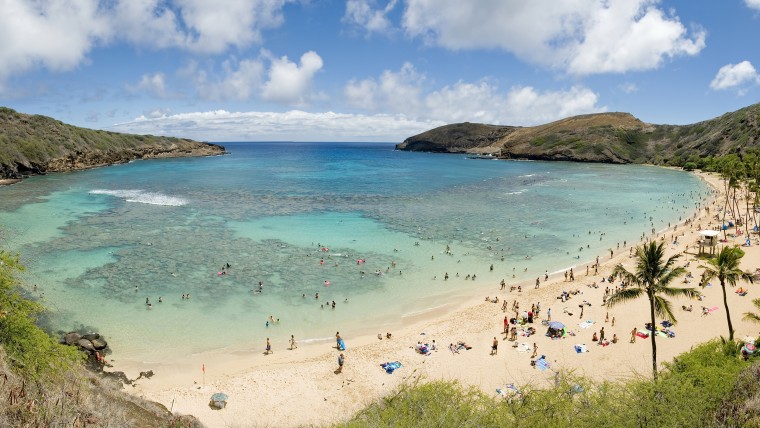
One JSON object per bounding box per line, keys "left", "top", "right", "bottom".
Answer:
{"left": 113, "top": 171, "right": 760, "bottom": 427}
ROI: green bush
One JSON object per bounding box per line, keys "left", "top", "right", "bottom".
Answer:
{"left": 0, "top": 251, "right": 82, "bottom": 379}
{"left": 340, "top": 340, "right": 751, "bottom": 428}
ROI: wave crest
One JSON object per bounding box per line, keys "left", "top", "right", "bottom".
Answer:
{"left": 90, "top": 189, "right": 187, "bottom": 206}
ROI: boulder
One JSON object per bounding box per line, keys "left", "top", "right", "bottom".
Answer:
{"left": 91, "top": 338, "right": 108, "bottom": 350}
{"left": 82, "top": 333, "right": 101, "bottom": 341}
{"left": 77, "top": 339, "right": 96, "bottom": 352}
{"left": 64, "top": 332, "right": 81, "bottom": 345}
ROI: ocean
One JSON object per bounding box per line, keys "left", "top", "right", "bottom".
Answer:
{"left": 0, "top": 142, "right": 709, "bottom": 363}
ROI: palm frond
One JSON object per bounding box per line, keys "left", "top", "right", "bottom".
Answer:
{"left": 743, "top": 312, "right": 760, "bottom": 323}
{"left": 658, "top": 286, "right": 698, "bottom": 300}
{"left": 653, "top": 295, "right": 677, "bottom": 323}
{"left": 606, "top": 288, "right": 644, "bottom": 308}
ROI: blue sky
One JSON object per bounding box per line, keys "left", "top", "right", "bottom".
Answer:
{"left": 1, "top": 0, "right": 759, "bottom": 142}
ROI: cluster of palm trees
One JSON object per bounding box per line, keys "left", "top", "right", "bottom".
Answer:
{"left": 607, "top": 241, "right": 753, "bottom": 381}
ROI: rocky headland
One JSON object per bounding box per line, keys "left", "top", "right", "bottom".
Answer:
{"left": 397, "top": 102, "right": 760, "bottom": 166}
{"left": 0, "top": 107, "right": 225, "bottom": 181}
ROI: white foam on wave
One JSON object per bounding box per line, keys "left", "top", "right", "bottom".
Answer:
{"left": 89, "top": 189, "right": 187, "bottom": 206}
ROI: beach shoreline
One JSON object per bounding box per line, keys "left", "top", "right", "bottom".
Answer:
{"left": 110, "top": 169, "right": 752, "bottom": 428}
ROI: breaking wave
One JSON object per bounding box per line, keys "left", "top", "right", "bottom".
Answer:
{"left": 89, "top": 189, "right": 187, "bottom": 206}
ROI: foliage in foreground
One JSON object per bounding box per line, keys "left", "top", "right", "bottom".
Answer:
{"left": 340, "top": 340, "right": 754, "bottom": 428}
{"left": 0, "top": 250, "right": 200, "bottom": 427}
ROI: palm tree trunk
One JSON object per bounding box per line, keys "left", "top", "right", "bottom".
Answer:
{"left": 648, "top": 291, "right": 658, "bottom": 381}
{"left": 721, "top": 278, "right": 734, "bottom": 341}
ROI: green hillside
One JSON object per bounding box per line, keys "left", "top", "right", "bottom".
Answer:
{"left": 0, "top": 107, "right": 224, "bottom": 179}
{"left": 397, "top": 103, "right": 760, "bottom": 166}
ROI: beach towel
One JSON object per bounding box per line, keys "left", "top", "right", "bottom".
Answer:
{"left": 574, "top": 344, "right": 588, "bottom": 353}
{"left": 579, "top": 320, "right": 594, "bottom": 329}
{"left": 337, "top": 338, "right": 347, "bottom": 350}
{"left": 381, "top": 361, "right": 402, "bottom": 374}
{"left": 518, "top": 343, "right": 531, "bottom": 353}
{"left": 496, "top": 384, "right": 521, "bottom": 400}
{"left": 708, "top": 306, "right": 719, "bottom": 313}
{"left": 636, "top": 330, "right": 650, "bottom": 339}
{"left": 535, "top": 355, "right": 552, "bottom": 371}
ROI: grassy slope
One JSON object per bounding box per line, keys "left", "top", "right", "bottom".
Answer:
{"left": 398, "top": 103, "right": 760, "bottom": 165}
{"left": 0, "top": 107, "right": 223, "bottom": 178}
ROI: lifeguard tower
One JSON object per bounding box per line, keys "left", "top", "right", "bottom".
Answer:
{"left": 698, "top": 230, "right": 719, "bottom": 255}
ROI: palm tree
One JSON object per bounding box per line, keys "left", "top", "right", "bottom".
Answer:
{"left": 607, "top": 241, "right": 696, "bottom": 381}
{"left": 701, "top": 246, "right": 753, "bottom": 341}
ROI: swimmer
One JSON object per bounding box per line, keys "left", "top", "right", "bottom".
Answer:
{"left": 158, "top": 297, "right": 163, "bottom": 303}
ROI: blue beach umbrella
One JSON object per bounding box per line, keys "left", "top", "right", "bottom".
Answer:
{"left": 549, "top": 321, "right": 565, "bottom": 330}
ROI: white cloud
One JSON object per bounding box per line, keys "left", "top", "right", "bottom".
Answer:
{"left": 344, "top": 64, "right": 605, "bottom": 125}
{"left": 710, "top": 61, "right": 760, "bottom": 93}
{"left": 745, "top": 0, "right": 760, "bottom": 10}
{"left": 261, "top": 51, "right": 324, "bottom": 105}
{"left": 0, "top": 0, "right": 109, "bottom": 83}
{"left": 619, "top": 82, "right": 639, "bottom": 94}
{"left": 345, "top": 62, "right": 425, "bottom": 113}
{"left": 129, "top": 73, "right": 168, "bottom": 98}
{"left": 343, "top": 0, "right": 399, "bottom": 34}
{"left": 110, "top": 0, "right": 290, "bottom": 53}
{"left": 0, "top": 0, "right": 290, "bottom": 85}
{"left": 402, "top": 0, "right": 705, "bottom": 75}
{"left": 185, "top": 58, "right": 265, "bottom": 101}
{"left": 108, "top": 110, "right": 442, "bottom": 142}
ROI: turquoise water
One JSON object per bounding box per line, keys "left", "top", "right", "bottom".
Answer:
{"left": 0, "top": 142, "right": 709, "bottom": 362}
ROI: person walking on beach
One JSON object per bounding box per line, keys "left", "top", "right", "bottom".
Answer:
{"left": 290, "top": 334, "right": 297, "bottom": 350}
{"left": 337, "top": 353, "right": 345, "bottom": 373}
{"left": 265, "top": 338, "right": 272, "bottom": 355}
{"left": 503, "top": 316, "right": 509, "bottom": 334}
{"left": 531, "top": 342, "right": 538, "bottom": 358}
{"left": 630, "top": 327, "right": 637, "bottom": 343}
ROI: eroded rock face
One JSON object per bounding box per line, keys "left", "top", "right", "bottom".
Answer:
{"left": 44, "top": 142, "right": 226, "bottom": 174}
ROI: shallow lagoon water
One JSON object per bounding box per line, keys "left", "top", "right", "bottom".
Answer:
{"left": 0, "top": 142, "right": 709, "bottom": 362}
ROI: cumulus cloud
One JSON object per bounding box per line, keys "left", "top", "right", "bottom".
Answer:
{"left": 0, "top": 0, "right": 109, "bottom": 83}
{"left": 113, "top": 0, "right": 288, "bottom": 53}
{"left": 746, "top": 0, "right": 760, "bottom": 10}
{"left": 128, "top": 73, "right": 168, "bottom": 98}
{"left": 185, "top": 58, "right": 266, "bottom": 101}
{"left": 344, "top": 64, "right": 605, "bottom": 125}
{"left": 0, "top": 0, "right": 289, "bottom": 85}
{"left": 402, "top": 0, "right": 705, "bottom": 75}
{"left": 261, "top": 51, "right": 324, "bottom": 105}
{"left": 343, "top": 0, "right": 399, "bottom": 34}
{"left": 108, "top": 110, "right": 441, "bottom": 142}
{"left": 710, "top": 61, "right": 760, "bottom": 93}
{"left": 345, "top": 62, "right": 424, "bottom": 113}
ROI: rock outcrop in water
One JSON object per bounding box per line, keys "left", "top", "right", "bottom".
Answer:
{"left": 0, "top": 107, "right": 225, "bottom": 180}
{"left": 397, "top": 102, "right": 760, "bottom": 166}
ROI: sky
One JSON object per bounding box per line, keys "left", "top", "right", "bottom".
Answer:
{"left": 1, "top": 0, "right": 759, "bottom": 143}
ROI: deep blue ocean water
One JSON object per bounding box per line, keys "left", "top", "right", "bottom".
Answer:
{"left": 0, "top": 142, "right": 709, "bottom": 362}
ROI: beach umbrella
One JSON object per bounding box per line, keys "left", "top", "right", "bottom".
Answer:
{"left": 211, "top": 393, "right": 229, "bottom": 401}
{"left": 548, "top": 321, "right": 565, "bottom": 329}
{"left": 210, "top": 392, "right": 229, "bottom": 409}
{"left": 743, "top": 343, "right": 756, "bottom": 355}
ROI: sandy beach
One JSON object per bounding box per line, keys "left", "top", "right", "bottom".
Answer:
{"left": 111, "top": 170, "right": 760, "bottom": 428}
